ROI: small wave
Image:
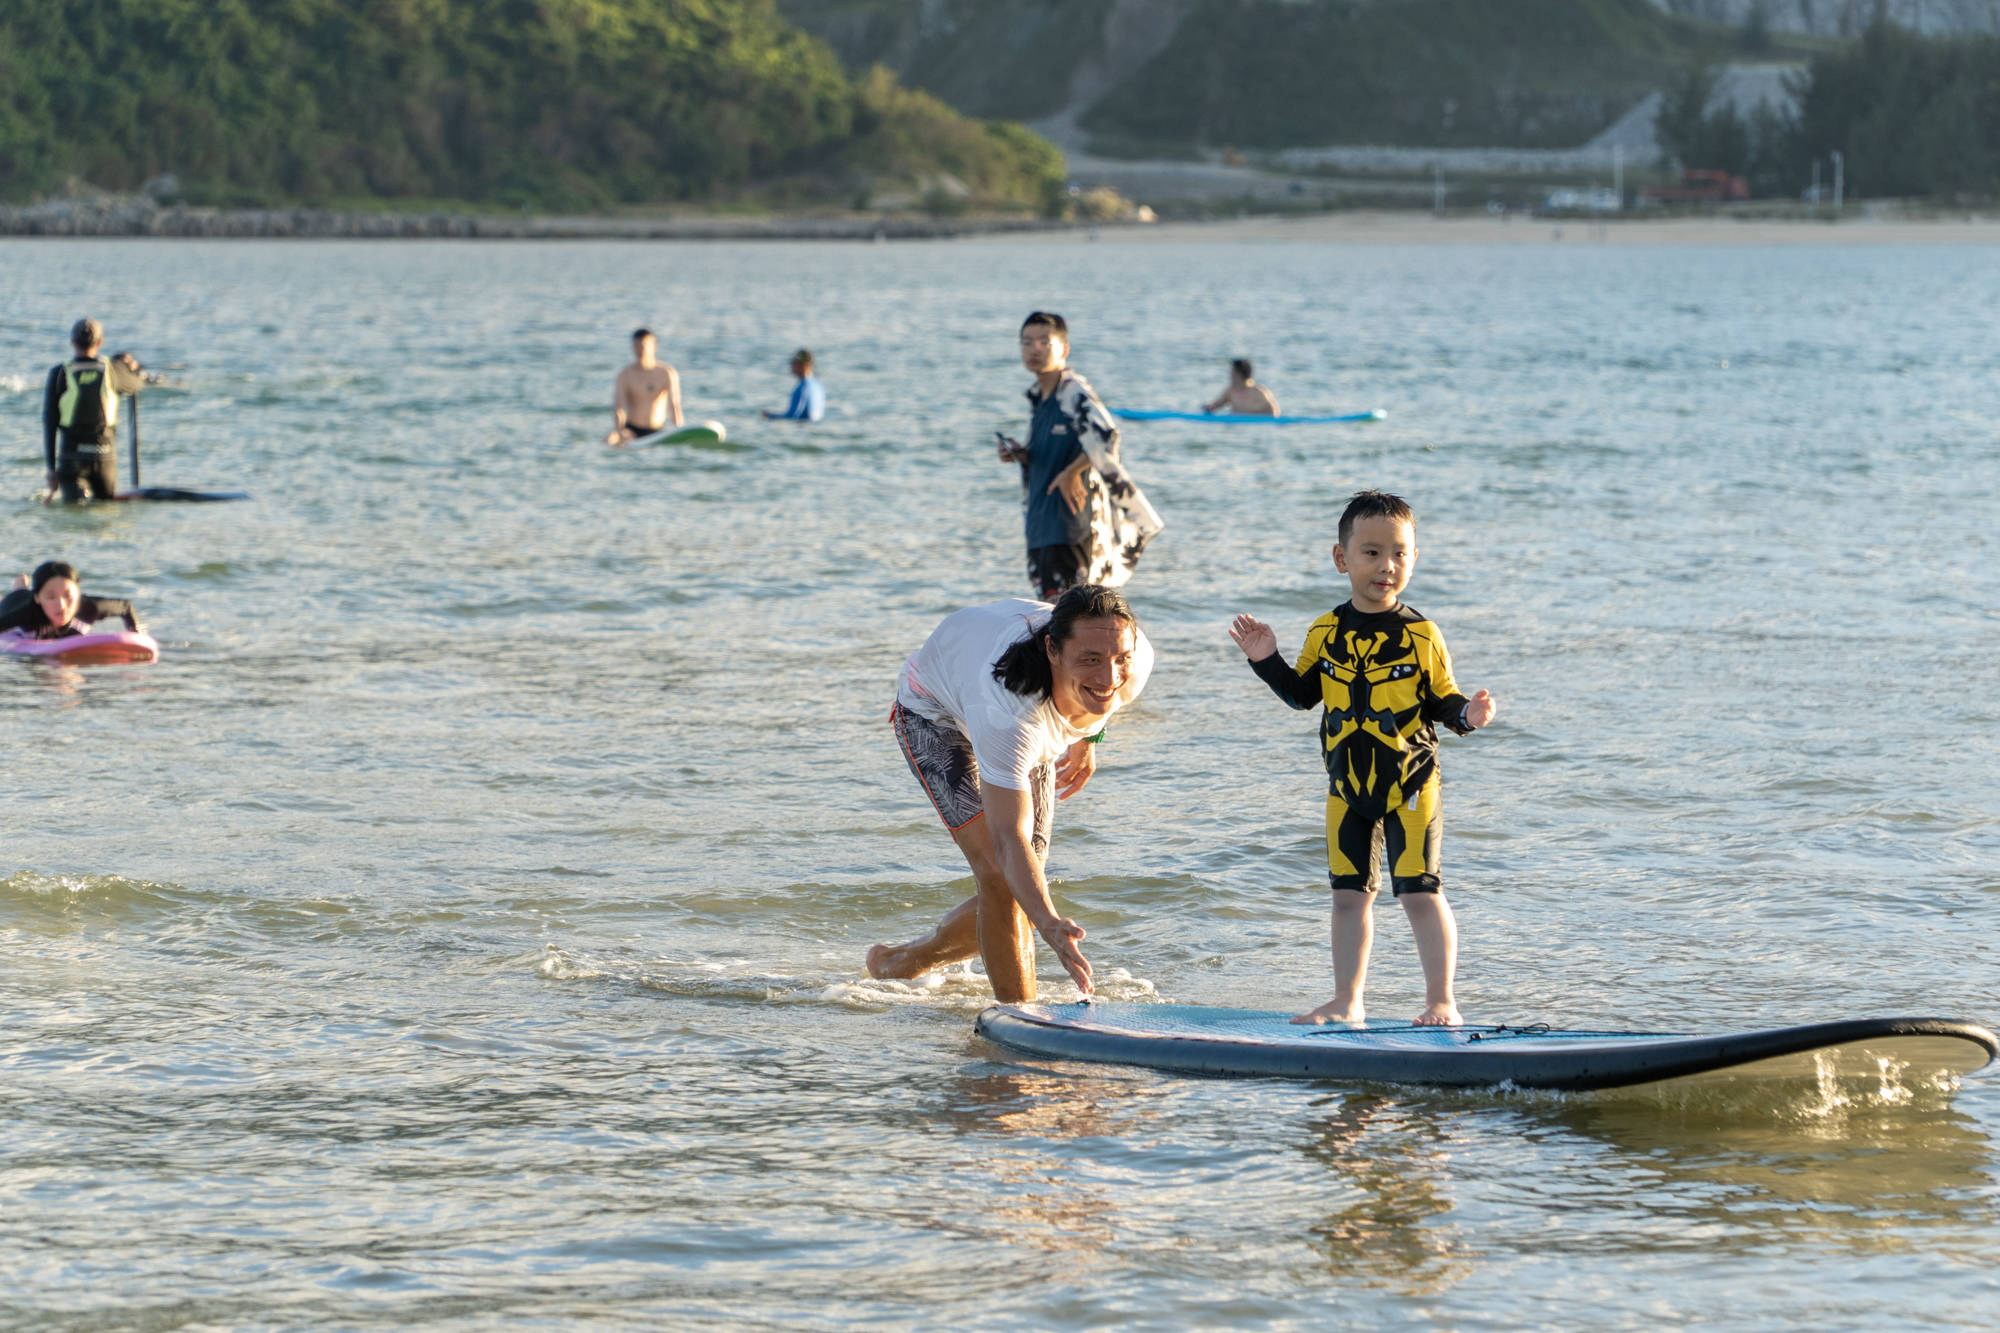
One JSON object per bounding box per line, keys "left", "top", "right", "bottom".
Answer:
{"left": 534, "top": 943, "right": 1161, "bottom": 1013}
{"left": 1, "top": 869, "right": 182, "bottom": 913}
{"left": 0, "top": 374, "right": 30, "bottom": 395}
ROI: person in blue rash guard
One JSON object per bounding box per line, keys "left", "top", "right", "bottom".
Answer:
{"left": 762, "top": 349, "right": 825, "bottom": 422}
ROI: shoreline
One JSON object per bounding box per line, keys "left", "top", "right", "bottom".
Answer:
{"left": 7, "top": 198, "right": 2000, "bottom": 245}
{"left": 0, "top": 198, "right": 1070, "bottom": 241}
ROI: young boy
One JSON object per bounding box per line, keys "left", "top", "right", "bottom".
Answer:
{"left": 1229, "top": 490, "right": 1496, "bottom": 1026}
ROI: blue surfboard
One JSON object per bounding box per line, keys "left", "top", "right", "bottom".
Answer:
{"left": 1114, "top": 408, "right": 1387, "bottom": 424}
{"left": 975, "top": 1002, "right": 1998, "bottom": 1093}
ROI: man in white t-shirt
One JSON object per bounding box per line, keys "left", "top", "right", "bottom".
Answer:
{"left": 869, "top": 585, "right": 1155, "bottom": 1001}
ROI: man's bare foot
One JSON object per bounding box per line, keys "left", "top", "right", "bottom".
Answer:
{"left": 1413, "top": 1001, "right": 1462, "bottom": 1027}
{"left": 1291, "top": 999, "right": 1364, "bottom": 1025}
{"left": 866, "top": 943, "right": 910, "bottom": 980}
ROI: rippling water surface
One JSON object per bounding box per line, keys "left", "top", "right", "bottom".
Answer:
{"left": 4, "top": 232, "right": 1998, "bottom": 1329}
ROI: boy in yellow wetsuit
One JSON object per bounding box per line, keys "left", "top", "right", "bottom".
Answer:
{"left": 1229, "top": 490, "right": 1497, "bottom": 1026}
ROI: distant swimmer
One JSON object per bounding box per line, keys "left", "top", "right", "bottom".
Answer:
{"left": 867, "top": 586, "right": 1154, "bottom": 1001}
{"left": 761, "top": 348, "right": 825, "bottom": 422}
{"left": 0, "top": 562, "right": 142, "bottom": 640}
{"left": 605, "top": 328, "right": 683, "bottom": 444}
{"left": 43, "top": 317, "right": 146, "bottom": 502}
{"left": 1204, "top": 357, "right": 1279, "bottom": 416}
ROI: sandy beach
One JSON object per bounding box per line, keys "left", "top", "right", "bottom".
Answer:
{"left": 1101, "top": 209, "right": 2000, "bottom": 245}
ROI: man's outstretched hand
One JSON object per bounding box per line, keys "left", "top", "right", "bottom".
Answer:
{"left": 1037, "top": 915, "right": 1092, "bottom": 995}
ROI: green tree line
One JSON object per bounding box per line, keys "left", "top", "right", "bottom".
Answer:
{"left": 0, "top": 0, "right": 1063, "bottom": 210}
{"left": 1658, "top": 21, "right": 2000, "bottom": 200}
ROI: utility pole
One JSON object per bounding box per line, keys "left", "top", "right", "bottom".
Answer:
{"left": 1831, "top": 149, "right": 1844, "bottom": 217}
{"left": 1613, "top": 144, "right": 1624, "bottom": 209}
{"left": 1809, "top": 159, "right": 1820, "bottom": 220}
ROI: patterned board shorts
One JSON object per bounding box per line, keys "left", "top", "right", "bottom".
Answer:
{"left": 891, "top": 702, "right": 1051, "bottom": 860}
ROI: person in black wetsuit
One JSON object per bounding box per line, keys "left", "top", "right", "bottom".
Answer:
{"left": 42, "top": 317, "right": 146, "bottom": 503}
{"left": 0, "top": 562, "right": 142, "bottom": 640}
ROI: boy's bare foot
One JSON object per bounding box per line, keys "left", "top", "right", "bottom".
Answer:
{"left": 1291, "top": 999, "right": 1364, "bottom": 1025}
{"left": 1413, "top": 1001, "right": 1462, "bottom": 1027}
{"left": 9, "top": 573, "right": 27, "bottom": 590}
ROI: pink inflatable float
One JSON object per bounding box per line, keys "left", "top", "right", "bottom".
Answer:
{"left": 0, "top": 628, "right": 160, "bottom": 664}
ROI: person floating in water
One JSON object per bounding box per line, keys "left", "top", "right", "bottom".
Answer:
{"left": 43, "top": 317, "right": 146, "bottom": 502}
{"left": 1204, "top": 358, "right": 1278, "bottom": 416}
{"left": 0, "top": 561, "right": 142, "bottom": 639}
{"left": 762, "top": 348, "right": 825, "bottom": 422}
{"left": 868, "top": 585, "right": 1154, "bottom": 1001}
{"left": 998, "top": 311, "right": 1162, "bottom": 599}
{"left": 605, "top": 328, "right": 682, "bottom": 444}
{"left": 1228, "top": 490, "right": 1497, "bottom": 1027}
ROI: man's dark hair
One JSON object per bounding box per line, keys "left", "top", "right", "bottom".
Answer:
{"left": 793, "top": 348, "right": 814, "bottom": 369}
{"left": 992, "top": 584, "right": 1138, "bottom": 699}
{"left": 1231, "top": 357, "right": 1253, "bottom": 380}
{"left": 1337, "top": 490, "right": 1415, "bottom": 546}
{"left": 632, "top": 327, "right": 655, "bottom": 341}
{"left": 1021, "top": 310, "right": 1068, "bottom": 341}
{"left": 31, "top": 560, "right": 79, "bottom": 593}
{"left": 71, "top": 318, "right": 102, "bottom": 350}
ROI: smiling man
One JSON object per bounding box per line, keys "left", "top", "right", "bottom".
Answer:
{"left": 868, "top": 585, "right": 1154, "bottom": 1001}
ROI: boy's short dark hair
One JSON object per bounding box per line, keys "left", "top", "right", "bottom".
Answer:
{"left": 1231, "top": 357, "right": 1253, "bottom": 380}
{"left": 793, "top": 348, "right": 813, "bottom": 369}
{"left": 1021, "top": 310, "right": 1068, "bottom": 340}
{"left": 1337, "top": 490, "right": 1414, "bottom": 546}
{"left": 31, "top": 560, "right": 79, "bottom": 593}
{"left": 632, "top": 327, "right": 655, "bottom": 341}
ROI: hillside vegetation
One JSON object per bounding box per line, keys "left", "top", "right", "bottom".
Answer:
{"left": 0, "top": 0, "right": 1064, "bottom": 211}
{"left": 782, "top": 0, "right": 1802, "bottom": 152}
{"left": 1086, "top": 0, "right": 1771, "bottom": 150}
{"left": 1659, "top": 19, "right": 2000, "bottom": 200}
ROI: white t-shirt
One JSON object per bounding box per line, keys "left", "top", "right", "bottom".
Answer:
{"left": 896, "top": 598, "right": 1154, "bottom": 790}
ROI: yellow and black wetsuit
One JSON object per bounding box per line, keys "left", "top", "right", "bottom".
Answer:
{"left": 1249, "top": 602, "right": 1473, "bottom": 895}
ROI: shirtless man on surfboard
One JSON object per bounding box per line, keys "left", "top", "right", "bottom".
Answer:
{"left": 605, "top": 328, "right": 683, "bottom": 444}
{"left": 1204, "top": 358, "right": 1279, "bottom": 416}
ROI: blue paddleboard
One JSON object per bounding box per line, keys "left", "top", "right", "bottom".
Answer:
{"left": 975, "top": 1002, "right": 1997, "bottom": 1092}
{"left": 1114, "top": 409, "right": 1387, "bottom": 424}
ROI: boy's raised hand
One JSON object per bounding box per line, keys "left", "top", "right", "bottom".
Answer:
{"left": 1463, "top": 689, "right": 1498, "bottom": 728}
{"left": 1228, "top": 614, "right": 1279, "bottom": 661}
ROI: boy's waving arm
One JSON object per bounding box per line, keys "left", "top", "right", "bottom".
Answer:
{"left": 1230, "top": 614, "right": 1322, "bottom": 710}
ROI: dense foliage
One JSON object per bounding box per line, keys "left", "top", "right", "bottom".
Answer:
{"left": 0, "top": 0, "right": 1063, "bottom": 209}
{"left": 1788, "top": 21, "right": 2000, "bottom": 199}
{"left": 1080, "top": 0, "right": 1734, "bottom": 150}
{"left": 1655, "top": 22, "right": 2000, "bottom": 200}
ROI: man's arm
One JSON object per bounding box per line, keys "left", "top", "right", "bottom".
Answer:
{"left": 979, "top": 779, "right": 1092, "bottom": 993}
{"left": 43, "top": 365, "right": 63, "bottom": 474}
{"left": 665, "top": 366, "right": 683, "bottom": 428}
{"left": 108, "top": 353, "right": 146, "bottom": 396}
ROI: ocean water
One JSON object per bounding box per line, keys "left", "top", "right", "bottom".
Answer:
{"left": 3, "top": 232, "right": 1997, "bottom": 1330}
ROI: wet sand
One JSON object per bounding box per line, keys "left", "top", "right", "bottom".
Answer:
{"left": 1096, "top": 209, "right": 2000, "bottom": 245}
